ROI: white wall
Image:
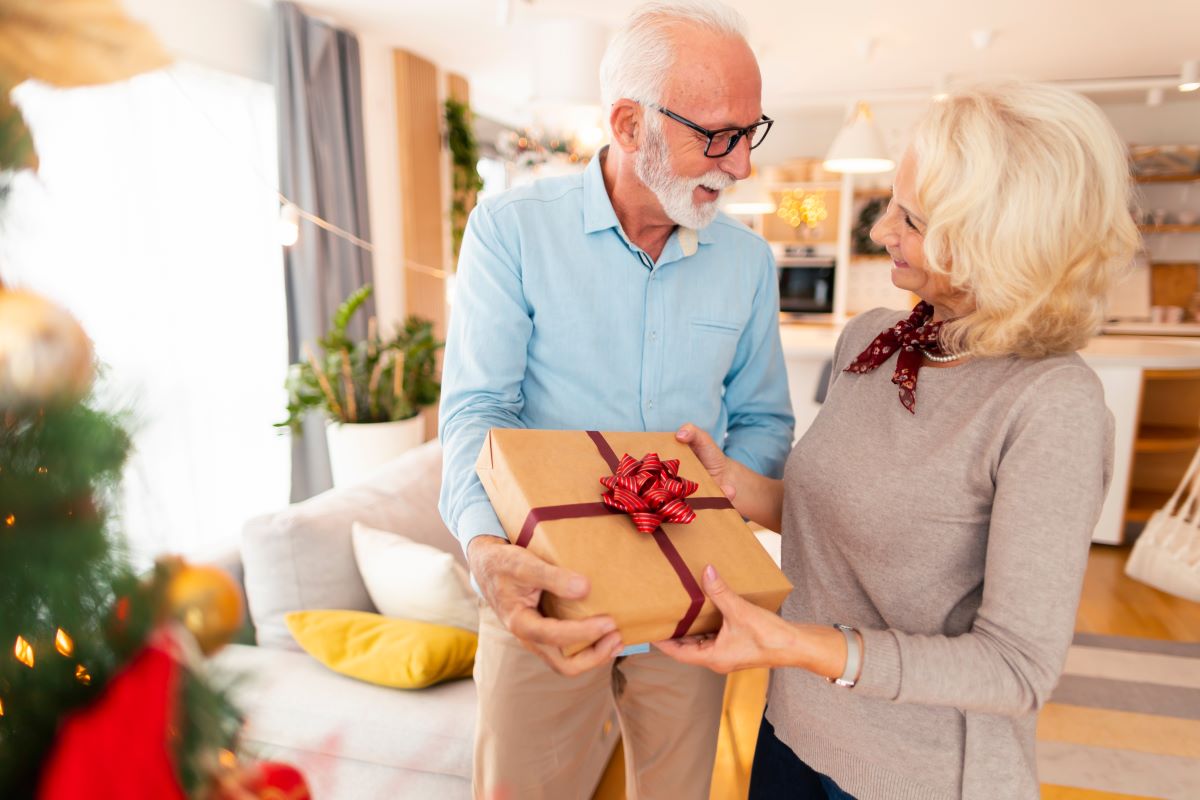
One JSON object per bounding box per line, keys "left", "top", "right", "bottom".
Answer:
{"left": 754, "top": 97, "right": 1200, "bottom": 169}
{"left": 123, "top": 0, "right": 273, "bottom": 84}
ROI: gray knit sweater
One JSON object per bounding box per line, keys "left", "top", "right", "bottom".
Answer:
{"left": 765, "top": 308, "right": 1114, "bottom": 800}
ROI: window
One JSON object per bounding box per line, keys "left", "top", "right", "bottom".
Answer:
{"left": 1, "top": 62, "right": 289, "bottom": 565}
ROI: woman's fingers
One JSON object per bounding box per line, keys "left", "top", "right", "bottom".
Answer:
{"left": 676, "top": 423, "right": 727, "bottom": 473}
{"left": 700, "top": 564, "right": 739, "bottom": 615}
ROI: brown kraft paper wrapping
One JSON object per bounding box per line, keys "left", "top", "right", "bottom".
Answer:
{"left": 475, "top": 429, "right": 793, "bottom": 651}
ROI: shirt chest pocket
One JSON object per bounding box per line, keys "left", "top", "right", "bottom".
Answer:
{"left": 685, "top": 318, "right": 743, "bottom": 393}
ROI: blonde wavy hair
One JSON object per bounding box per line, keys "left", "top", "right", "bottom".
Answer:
{"left": 912, "top": 82, "right": 1140, "bottom": 358}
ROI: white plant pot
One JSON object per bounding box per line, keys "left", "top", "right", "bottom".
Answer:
{"left": 325, "top": 415, "right": 426, "bottom": 488}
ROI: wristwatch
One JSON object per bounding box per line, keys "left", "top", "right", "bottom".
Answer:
{"left": 828, "top": 624, "right": 862, "bottom": 688}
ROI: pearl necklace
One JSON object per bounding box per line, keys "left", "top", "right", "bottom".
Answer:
{"left": 922, "top": 348, "right": 965, "bottom": 363}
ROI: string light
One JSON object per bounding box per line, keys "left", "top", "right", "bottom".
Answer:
{"left": 75, "top": 664, "right": 91, "bottom": 685}
{"left": 0, "top": 696, "right": 5, "bottom": 716}
{"left": 14, "top": 636, "right": 34, "bottom": 668}
{"left": 36, "top": 466, "right": 48, "bottom": 475}
{"left": 218, "top": 749, "right": 238, "bottom": 769}
{"left": 777, "top": 189, "right": 830, "bottom": 229}
{"left": 4, "top": 514, "right": 13, "bottom": 527}
{"left": 277, "top": 202, "right": 300, "bottom": 247}
{"left": 55, "top": 628, "right": 74, "bottom": 657}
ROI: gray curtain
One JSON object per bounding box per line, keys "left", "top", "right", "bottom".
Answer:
{"left": 275, "top": 2, "right": 375, "bottom": 501}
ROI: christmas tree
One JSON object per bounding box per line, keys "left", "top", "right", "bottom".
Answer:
{"left": 0, "top": 3, "right": 308, "bottom": 797}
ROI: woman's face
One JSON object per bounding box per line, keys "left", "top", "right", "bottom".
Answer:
{"left": 870, "top": 149, "right": 962, "bottom": 319}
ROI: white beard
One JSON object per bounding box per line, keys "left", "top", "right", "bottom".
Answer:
{"left": 635, "top": 120, "right": 732, "bottom": 230}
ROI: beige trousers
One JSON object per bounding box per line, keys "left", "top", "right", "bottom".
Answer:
{"left": 473, "top": 605, "right": 726, "bottom": 800}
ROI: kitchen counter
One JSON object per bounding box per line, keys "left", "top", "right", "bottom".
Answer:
{"left": 780, "top": 320, "right": 1200, "bottom": 369}
{"left": 778, "top": 321, "right": 1200, "bottom": 544}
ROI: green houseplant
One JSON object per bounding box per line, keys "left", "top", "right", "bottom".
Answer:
{"left": 444, "top": 97, "right": 484, "bottom": 260}
{"left": 278, "top": 285, "right": 441, "bottom": 484}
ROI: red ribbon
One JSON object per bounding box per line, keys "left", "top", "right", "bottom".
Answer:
{"left": 600, "top": 452, "right": 698, "bottom": 533}
{"left": 515, "top": 431, "right": 732, "bottom": 639}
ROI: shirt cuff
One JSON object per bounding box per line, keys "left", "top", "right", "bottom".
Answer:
{"left": 455, "top": 501, "right": 507, "bottom": 556}
{"left": 853, "top": 628, "right": 902, "bottom": 700}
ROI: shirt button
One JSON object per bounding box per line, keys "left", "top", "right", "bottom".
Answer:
{"left": 647, "top": 400, "right": 654, "bottom": 409}
{"left": 649, "top": 331, "right": 657, "bottom": 342}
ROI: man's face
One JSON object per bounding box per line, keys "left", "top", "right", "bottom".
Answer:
{"left": 635, "top": 29, "right": 763, "bottom": 229}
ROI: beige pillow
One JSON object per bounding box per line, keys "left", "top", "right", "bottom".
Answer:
{"left": 352, "top": 521, "right": 479, "bottom": 633}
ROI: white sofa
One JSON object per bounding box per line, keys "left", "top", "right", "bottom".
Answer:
{"left": 208, "top": 440, "right": 620, "bottom": 799}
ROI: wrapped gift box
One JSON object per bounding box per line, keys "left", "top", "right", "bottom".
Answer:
{"left": 476, "top": 429, "right": 792, "bottom": 649}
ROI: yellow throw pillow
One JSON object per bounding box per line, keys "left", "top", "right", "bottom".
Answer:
{"left": 285, "top": 610, "right": 476, "bottom": 689}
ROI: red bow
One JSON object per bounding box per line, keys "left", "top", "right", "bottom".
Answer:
{"left": 600, "top": 453, "right": 699, "bottom": 533}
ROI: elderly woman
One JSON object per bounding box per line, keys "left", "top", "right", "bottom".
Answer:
{"left": 658, "top": 82, "right": 1139, "bottom": 800}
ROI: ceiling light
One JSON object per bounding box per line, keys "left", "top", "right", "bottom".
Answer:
{"left": 721, "top": 175, "right": 776, "bottom": 216}
{"left": 1181, "top": 60, "right": 1200, "bottom": 92}
{"left": 970, "top": 29, "right": 994, "bottom": 51}
{"left": 823, "top": 102, "right": 895, "bottom": 174}
{"left": 933, "top": 74, "right": 950, "bottom": 102}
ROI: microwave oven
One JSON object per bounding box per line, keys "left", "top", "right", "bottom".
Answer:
{"left": 778, "top": 254, "right": 836, "bottom": 319}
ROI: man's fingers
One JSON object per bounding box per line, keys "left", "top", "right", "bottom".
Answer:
{"left": 507, "top": 605, "right": 617, "bottom": 649}
{"left": 506, "top": 547, "right": 589, "bottom": 599}
{"left": 536, "top": 630, "right": 623, "bottom": 676}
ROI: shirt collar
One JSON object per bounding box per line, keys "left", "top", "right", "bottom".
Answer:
{"left": 582, "top": 146, "right": 715, "bottom": 257}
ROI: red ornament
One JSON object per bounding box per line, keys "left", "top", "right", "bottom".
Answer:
{"left": 242, "top": 762, "right": 312, "bottom": 799}
{"left": 38, "top": 641, "right": 186, "bottom": 800}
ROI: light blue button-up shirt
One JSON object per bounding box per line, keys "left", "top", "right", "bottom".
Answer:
{"left": 438, "top": 149, "right": 794, "bottom": 552}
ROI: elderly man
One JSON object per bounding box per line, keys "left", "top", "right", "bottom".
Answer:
{"left": 438, "top": 1, "right": 793, "bottom": 796}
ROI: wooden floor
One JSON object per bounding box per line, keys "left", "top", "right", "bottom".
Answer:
{"left": 592, "top": 543, "right": 1200, "bottom": 800}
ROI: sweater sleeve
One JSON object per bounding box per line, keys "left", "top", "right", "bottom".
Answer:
{"left": 852, "top": 364, "right": 1114, "bottom": 716}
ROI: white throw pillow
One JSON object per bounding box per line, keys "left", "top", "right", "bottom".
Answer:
{"left": 351, "top": 521, "right": 479, "bottom": 633}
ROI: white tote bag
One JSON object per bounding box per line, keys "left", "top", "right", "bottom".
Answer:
{"left": 1125, "top": 445, "right": 1200, "bottom": 602}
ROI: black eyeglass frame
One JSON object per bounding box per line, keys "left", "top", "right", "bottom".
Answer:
{"left": 644, "top": 102, "right": 774, "bottom": 158}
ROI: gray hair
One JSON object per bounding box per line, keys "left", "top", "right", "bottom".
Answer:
{"left": 598, "top": 0, "right": 749, "bottom": 109}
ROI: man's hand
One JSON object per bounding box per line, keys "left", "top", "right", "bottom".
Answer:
{"left": 467, "top": 535, "right": 623, "bottom": 676}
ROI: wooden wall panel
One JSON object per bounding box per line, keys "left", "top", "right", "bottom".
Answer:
{"left": 393, "top": 49, "right": 446, "bottom": 339}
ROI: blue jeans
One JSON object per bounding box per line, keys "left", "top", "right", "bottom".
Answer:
{"left": 749, "top": 713, "right": 858, "bottom": 800}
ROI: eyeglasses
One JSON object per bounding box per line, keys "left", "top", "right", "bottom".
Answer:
{"left": 644, "top": 102, "right": 774, "bottom": 158}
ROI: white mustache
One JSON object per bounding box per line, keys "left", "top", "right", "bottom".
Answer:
{"left": 690, "top": 172, "right": 734, "bottom": 192}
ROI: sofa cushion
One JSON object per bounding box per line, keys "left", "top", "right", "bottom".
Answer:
{"left": 242, "top": 440, "right": 461, "bottom": 650}
{"left": 210, "top": 643, "right": 474, "bottom": 785}
{"left": 353, "top": 522, "right": 479, "bottom": 633}
{"left": 285, "top": 610, "right": 477, "bottom": 689}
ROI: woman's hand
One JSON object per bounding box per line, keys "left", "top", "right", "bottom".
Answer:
{"left": 676, "top": 423, "right": 736, "bottom": 501}
{"left": 675, "top": 423, "right": 786, "bottom": 532}
{"left": 655, "top": 565, "right": 803, "bottom": 674}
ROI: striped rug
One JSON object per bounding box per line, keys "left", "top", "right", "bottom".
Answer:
{"left": 1037, "top": 632, "right": 1200, "bottom": 799}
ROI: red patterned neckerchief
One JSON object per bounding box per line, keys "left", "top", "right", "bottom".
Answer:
{"left": 844, "top": 301, "right": 950, "bottom": 414}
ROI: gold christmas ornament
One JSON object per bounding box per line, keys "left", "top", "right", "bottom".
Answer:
{"left": 164, "top": 563, "right": 244, "bottom": 656}
{"left": 0, "top": 289, "right": 95, "bottom": 405}
{"left": 0, "top": 0, "right": 171, "bottom": 90}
